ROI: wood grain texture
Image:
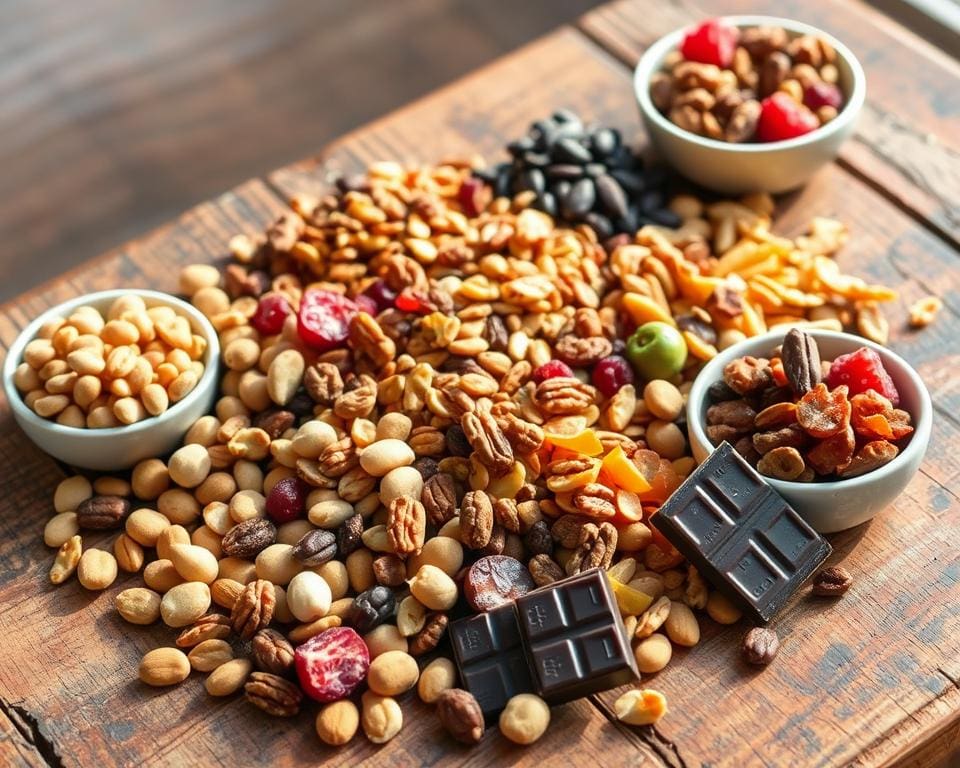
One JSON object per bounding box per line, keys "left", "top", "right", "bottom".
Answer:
{"left": 0, "top": 12, "right": 958, "bottom": 768}
{"left": 0, "top": 0, "right": 601, "bottom": 302}
{"left": 577, "top": 0, "right": 960, "bottom": 246}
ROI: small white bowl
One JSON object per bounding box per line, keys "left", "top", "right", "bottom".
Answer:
{"left": 687, "top": 330, "right": 931, "bottom": 533}
{"left": 2, "top": 289, "right": 220, "bottom": 471}
{"left": 634, "top": 15, "right": 866, "bottom": 194}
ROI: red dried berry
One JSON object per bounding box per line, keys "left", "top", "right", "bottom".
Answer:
{"left": 592, "top": 355, "right": 634, "bottom": 398}
{"left": 458, "top": 176, "right": 489, "bottom": 217}
{"left": 826, "top": 347, "right": 900, "bottom": 406}
{"left": 251, "top": 294, "right": 292, "bottom": 336}
{"left": 756, "top": 93, "right": 819, "bottom": 142}
{"left": 295, "top": 627, "right": 370, "bottom": 702}
{"left": 532, "top": 360, "right": 575, "bottom": 384}
{"left": 266, "top": 477, "right": 307, "bottom": 523}
{"left": 360, "top": 279, "right": 397, "bottom": 313}
{"left": 679, "top": 18, "right": 739, "bottom": 68}
{"left": 803, "top": 82, "right": 843, "bottom": 111}
{"left": 297, "top": 289, "right": 359, "bottom": 351}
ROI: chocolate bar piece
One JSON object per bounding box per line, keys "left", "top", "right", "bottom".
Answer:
{"left": 651, "top": 441, "right": 831, "bottom": 623}
{"left": 515, "top": 569, "right": 638, "bottom": 704}
{"left": 449, "top": 603, "right": 534, "bottom": 718}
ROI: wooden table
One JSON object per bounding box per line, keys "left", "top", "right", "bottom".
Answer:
{"left": 1, "top": 1, "right": 958, "bottom": 766}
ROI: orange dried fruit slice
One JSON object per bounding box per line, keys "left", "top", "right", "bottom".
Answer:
{"left": 607, "top": 575, "right": 654, "bottom": 616}
{"left": 797, "top": 383, "right": 851, "bottom": 439}
{"left": 601, "top": 444, "right": 652, "bottom": 493}
{"left": 544, "top": 428, "right": 604, "bottom": 456}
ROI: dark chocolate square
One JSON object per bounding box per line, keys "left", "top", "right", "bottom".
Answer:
{"left": 516, "top": 569, "right": 639, "bottom": 704}
{"left": 449, "top": 602, "right": 534, "bottom": 718}
{"left": 651, "top": 442, "right": 832, "bottom": 622}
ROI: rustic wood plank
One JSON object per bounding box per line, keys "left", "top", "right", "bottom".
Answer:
{"left": 0, "top": 707, "right": 49, "bottom": 768}
{"left": 1, "top": 19, "right": 958, "bottom": 768}
{"left": 577, "top": 0, "right": 960, "bottom": 246}
{"left": 269, "top": 25, "right": 960, "bottom": 767}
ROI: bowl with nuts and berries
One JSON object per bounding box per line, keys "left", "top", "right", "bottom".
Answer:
{"left": 687, "top": 329, "right": 930, "bottom": 532}
{"left": 3, "top": 289, "right": 220, "bottom": 470}
{"left": 634, "top": 16, "right": 865, "bottom": 194}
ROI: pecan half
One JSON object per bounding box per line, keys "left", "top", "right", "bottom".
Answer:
{"left": 499, "top": 412, "right": 544, "bottom": 454}
{"left": 493, "top": 498, "right": 521, "bottom": 533}
{"left": 318, "top": 437, "right": 359, "bottom": 477}
{"left": 304, "top": 362, "right": 343, "bottom": 404}
{"left": 573, "top": 483, "right": 617, "bottom": 519}
{"left": 422, "top": 473, "right": 457, "bottom": 526}
{"left": 550, "top": 514, "right": 588, "bottom": 548}
{"left": 221, "top": 518, "right": 277, "bottom": 559}
{"left": 528, "top": 554, "right": 564, "bottom": 586}
{"left": 781, "top": 328, "right": 821, "bottom": 395}
{"left": 410, "top": 612, "right": 448, "bottom": 656}
{"left": 349, "top": 312, "right": 396, "bottom": 368}
{"left": 534, "top": 377, "right": 597, "bottom": 415}
{"left": 245, "top": 671, "right": 303, "bottom": 716}
{"left": 812, "top": 565, "right": 853, "bottom": 596}
{"left": 76, "top": 496, "right": 130, "bottom": 530}
{"left": 387, "top": 495, "right": 426, "bottom": 556}
{"left": 461, "top": 409, "right": 514, "bottom": 477}
{"left": 436, "top": 689, "right": 484, "bottom": 744}
{"left": 460, "top": 490, "right": 494, "bottom": 550}
{"left": 554, "top": 335, "right": 613, "bottom": 367}
{"left": 566, "top": 521, "right": 617, "bottom": 575}
{"left": 251, "top": 628, "right": 296, "bottom": 675}
{"left": 176, "top": 613, "right": 231, "bottom": 648}
{"left": 231, "top": 579, "right": 276, "bottom": 640}
{"left": 333, "top": 376, "right": 377, "bottom": 419}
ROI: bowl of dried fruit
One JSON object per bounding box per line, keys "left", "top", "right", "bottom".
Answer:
{"left": 686, "top": 329, "right": 931, "bottom": 532}
{"left": 3, "top": 289, "right": 220, "bottom": 470}
{"left": 633, "top": 16, "right": 866, "bottom": 194}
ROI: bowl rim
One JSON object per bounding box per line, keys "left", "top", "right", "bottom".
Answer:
{"left": 634, "top": 14, "right": 867, "bottom": 153}
{"left": 687, "top": 328, "right": 932, "bottom": 495}
{"left": 2, "top": 288, "right": 221, "bottom": 439}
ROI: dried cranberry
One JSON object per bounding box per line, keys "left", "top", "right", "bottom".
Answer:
{"left": 803, "top": 82, "right": 843, "bottom": 112}
{"left": 360, "top": 280, "right": 397, "bottom": 313}
{"left": 592, "top": 355, "right": 634, "bottom": 398}
{"left": 826, "top": 347, "right": 900, "bottom": 406}
{"left": 295, "top": 627, "right": 370, "bottom": 702}
{"left": 251, "top": 294, "right": 291, "bottom": 336}
{"left": 265, "top": 477, "right": 307, "bottom": 523}
{"left": 756, "top": 93, "right": 819, "bottom": 142}
{"left": 458, "top": 176, "right": 489, "bottom": 217}
{"left": 395, "top": 289, "right": 432, "bottom": 315}
{"left": 297, "top": 289, "right": 359, "bottom": 351}
{"left": 680, "top": 18, "right": 739, "bottom": 68}
{"left": 532, "top": 360, "right": 575, "bottom": 384}
{"left": 354, "top": 294, "right": 378, "bottom": 316}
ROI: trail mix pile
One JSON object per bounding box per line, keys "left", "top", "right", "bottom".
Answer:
{"left": 44, "top": 154, "right": 897, "bottom": 746}
{"left": 651, "top": 19, "right": 846, "bottom": 143}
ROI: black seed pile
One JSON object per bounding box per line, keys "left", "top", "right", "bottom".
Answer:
{"left": 475, "top": 109, "right": 681, "bottom": 237}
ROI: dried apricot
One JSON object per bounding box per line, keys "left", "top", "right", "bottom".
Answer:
{"left": 837, "top": 440, "right": 899, "bottom": 478}
{"left": 601, "top": 445, "right": 652, "bottom": 494}
{"left": 797, "top": 383, "right": 851, "bottom": 439}
{"left": 806, "top": 425, "right": 855, "bottom": 475}
{"left": 544, "top": 428, "right": 604, "bottom": 456}
{"left": 850, "top": 390, "right": 913, "bottom": 441}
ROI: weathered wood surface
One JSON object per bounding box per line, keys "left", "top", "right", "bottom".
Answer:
{"left": 0, "top": 7, "right": 958, "bottom": 768}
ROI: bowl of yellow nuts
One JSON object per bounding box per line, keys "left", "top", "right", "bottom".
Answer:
{"left": 3, "top": 289, "right": 219, "bottom": 470}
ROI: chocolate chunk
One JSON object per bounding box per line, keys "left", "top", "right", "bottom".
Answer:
{"left": 651, "top": 442, "right": 831, "bottom": 623}
{"left": 449, "top": 603, "right": 535, "bottom": 720}
{"left": 515, "top": 569, "right": 638, "bottom": 704}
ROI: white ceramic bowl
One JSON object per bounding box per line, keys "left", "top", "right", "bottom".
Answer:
{"left": 634, "top": 16, "right": 866, "bottom": 194}
{"left": 2, "top": 289, "right": 220, "bottom": 471}
{"left": 687, "top": 330, "right": 931, "bottom": 533}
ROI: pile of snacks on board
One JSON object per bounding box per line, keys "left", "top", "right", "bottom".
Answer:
{"left": 43, "top": 115, "right": 903, "bottom": 747}
{"left": 651, "top": 19, "right": 847, "bottom": 142}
